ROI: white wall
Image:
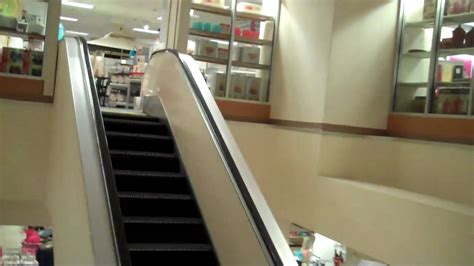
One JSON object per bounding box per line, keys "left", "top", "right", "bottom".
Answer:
{"left": 323, "top": 0, "right": 397, "bottom": 129}
{"left": 270, "top": 0, "right": 335, "bottom": 123}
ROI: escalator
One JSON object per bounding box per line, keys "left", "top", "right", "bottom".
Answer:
{"left": 65, "top": 37, "right": 296, "bottom": 265}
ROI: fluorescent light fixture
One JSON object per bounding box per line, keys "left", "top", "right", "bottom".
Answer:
{"left": 62, "top": 1, "right": 94, "bottom": 9}
{"left": 133, "top": 28, "right": 160, "bottom": 34}
{"left": 65, "top": 30, "right": 89, "bottom": 36}
{"left": 157, "top": 16, "right": 163, "bottom": 20}
{"left": 60, "top": 16, "right": 78, "bottom": 22}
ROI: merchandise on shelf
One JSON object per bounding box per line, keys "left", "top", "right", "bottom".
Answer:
{"left": 245, "top": 76, "right": 260, "bottom": 101}
{"left": 447, "top": 0, "right": 470, "bottom": 15}
{"left": 197, "top": 39, "right": 218, "bottom": 58}
{"left": 208, "top": 71, "right": 226, "bottom": 97}
{"left": 234, "top": 46, "right": 260, "bottom": 64}
{"left": 230, "top": 73, "right": 246, "bottom": 99}
{"left": 434, "top": 88, "right": 469, "bottom": 114}
{"left": 237, "top": 2, "right": 262, "bottom": 14}
{"left": 194, "top": 0, "right": 225, "bottom": 8}
{"left": 217, "top": 47, "right": 228, "bottom": 60}
{"left": 437, "top": 61, "right": 465, "bottom": 81}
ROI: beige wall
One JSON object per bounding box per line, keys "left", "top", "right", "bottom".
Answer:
{"left": 270, "top": 0, "right": 335, "bottom": 123}
{"left": 0, "top": 100, "right": 52, "bottom": 226}
{"left": 324, "top": 0, "right": 397, "bottom": 129}
{"left": 228, "top": 120, "right": 474, "bottom": 265}
{"left": 270, "top": 0, "right": 398, "bottom": 129}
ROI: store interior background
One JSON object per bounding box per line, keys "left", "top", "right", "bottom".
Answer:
{"left": 0, "top": 0, "right": 472, "bottom": 266}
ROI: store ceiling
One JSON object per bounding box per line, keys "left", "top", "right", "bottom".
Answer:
{"left": 61, "top": 0, "right": 168, "bottom": 42}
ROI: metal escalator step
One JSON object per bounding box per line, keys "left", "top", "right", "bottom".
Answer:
{"left": 103, "top": 118, "right": 163, "bottom": 127}
{"left": 123, "top": 217, "right": 202, "bottom": 225}
{"left": 118, "top": 192, "right": 192, "bottom": 200}
{"left": 106, "top": 131, "right": 171, "bottom": 140}
{"left": 110, "top": 150, "right": 176, "bottom": 158}
{"left": 113, "top": 170, "right": 185, "bottom": 179}
{"left": 129, "top": 243, "right": 213, "bottom": 252}
{"left": 102, "top": 112, "right": 160, "bottom": 122}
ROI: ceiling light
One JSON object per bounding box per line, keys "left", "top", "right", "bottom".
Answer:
{"left": 65, "top": 30, "right": 89, "bottom": 36}
{"left": 60, "top": 16, "right": 78, "bottom": 22}
{"left": 62, "top": 1, "right": 94, "bottom": 9}
{"left": 133, "top": 28, "right": 160, "bottom": 35}
{"left": 157, "top": 16, "right": 163, "bottom": 21}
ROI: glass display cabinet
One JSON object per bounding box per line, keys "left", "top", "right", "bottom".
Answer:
{"left": 394, "top": 0, "right": 474, "bottom": 116}
{"left": 186, "top": 0, "right": 279, "bottom": 103}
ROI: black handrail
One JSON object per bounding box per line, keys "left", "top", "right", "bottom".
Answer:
{"left": 77, "top": 37, "right": 132, "bottom": 266}
{"left": 150, "top": 49, "right": 284, "bottom": 266}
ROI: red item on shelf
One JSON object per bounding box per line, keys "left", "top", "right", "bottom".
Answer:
{"left": 454, "top": 96, "right": 463, "bottom": 113}
{"left": 234, "top": 27, "right": 241, "bottom": 36}
{"left": 452, "top": 25, "right": 466, "bottom": 48}
{"left": 242, "top": 30, "right": 259, "bottom": 40}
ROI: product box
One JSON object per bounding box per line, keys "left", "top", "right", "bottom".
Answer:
{"left": 217, "top": 48, "right": 228, "bottom": 60}
{"left": 197, "top": 40, "right": 218, "bottom": 58}
{"left": 23, "top": 50, "right": 43, "bottom": 76}
{"left": 433, "top": 88, "right": 469, "bottom": 114}
{"left": 208, "top": 72, "right": 226, "bottom": 97}
{"left": 237, "top": 2, "right": 262, "bottom": 14}
{"left": 447, "top": 0, "right": 470, "bottom": 15}
{"left": 1, "top": 47, "right": 24, "bottom": 74}
{"left": 240, "top": 46, "right": 260, "bottom": 64}
{"left": 437, "top": 61, "right": 465, "bottom": 82}
{"left": 245, "top": 76, "right": 261, "bottom": 101}
{"left": 230, "top": 74, "right": 246, "bottom": 99}
{"left": 423, "top": 0, "right": 437, "bottom": 19}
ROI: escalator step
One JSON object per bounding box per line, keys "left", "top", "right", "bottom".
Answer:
{"left": 129, "top": 244, "right": 218, "bottom": 265}
{"left": 114, "top": 170, "right": 190, "bottom": 194}
{"left": 102, "top": 112, "right": 161, "bottom": 122}
{"left": 110, "top": 150, "right": 180, "bottom": 172}
{"left": 113, "top": 170, "right": 185, "bottom": 179}
{"left": 103, "top": 118, "right": 168, "bottom": 135}
{"left": 124, "top": 217, "right": 209, "bottom": 244}
{"left": 129, "top": 243, "right": 213, "bottom": 252}
{"left": 123, "top": 217, "right": 202, "bottom": 225}
{"left": 106, "top": 131, "right": 174, "bottom": 153}
{"left": 118, "top": 192, "right": 192, "bottom": 200}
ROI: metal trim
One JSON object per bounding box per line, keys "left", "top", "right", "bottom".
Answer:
{"left": 391, "top": 0, "right": 406, "bottom": 112}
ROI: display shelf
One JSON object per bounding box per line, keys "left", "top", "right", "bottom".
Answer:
{"left": 232, "top": 61, "right": 270, "bottom": 70}
{"left": 437, "top": 87, "right": 471, "bottom": 94}
{"left": 437, "top": 80, "right": 472, "bottom": 86}
{"left": 190, "top": 3, "right": 231, "bottom": 16}
{"left": 439, "top": 47, "right": 474, "bottom": 56}
{"left": 215, "top": 97, "right": 271, "bottom": 123}
{"left": 0, "top": 27, "right": 45, "bottom": 41}
{"left": 0, "top": 72, "right": 43, "bottom": 80}
{"left": 192, "top": 55, "right": 228, "bottom": 65}
{"left": 215, "top": 96, "right": 270, "bottom": 105}
{"left": 235, "top": 36, "right": 272, "bottom": 46}
{"left": 189, "top": 28, "right": 229, "bottom": 41}
{"left": 109, "top": 83, "right": 129, "bottom": 88}
{"left": 398, "top": 82, "right": 428, "bottom": 87}
{"left": 115, "top": 101, "right": 133, "bottom": 107}
{"left": 405, "top": 19, "right": 435, "bottom": 29}
{"left": 443, "top": 12, "right": 474, "bottom": 26}
{"left": 237, "top": 11, "right": 274, "bottom": 21}
{"left": 403, "top": 50, "right": 431, "bottom": 58}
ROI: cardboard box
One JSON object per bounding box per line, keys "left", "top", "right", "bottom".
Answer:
{"left": 197, "top": 40, "right": 218, "bottom": 58}
{"left": 208, "top": 72, "right": 226, "bottom": 97}
{"left": 241, "top": 46, "right": 260, "bottom": 64}
{"left": 230, "top": 74, "right": 246, "bottom": 99}
{"left": 245, "top": 76, "right": 260, "bottom": 101}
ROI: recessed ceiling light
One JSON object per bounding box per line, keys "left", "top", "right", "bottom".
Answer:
{"left": 157, "top": 16, "right": 163, "bottom": 21}
{"left": 60, "top": 16, "right": 78, "bottom": 22}
{"left": 65, "top": 30, "right": 89, "bottom": 36}
{"left": 62, "top": 1, "right": 94, "bottom": 9}
{"left": 133, "top": 28, "right": 160, "bottom": 35}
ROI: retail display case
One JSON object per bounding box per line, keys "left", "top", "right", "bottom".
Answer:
{"left": 0, "top": 0, "right": 60, "bottom": 102}
{"left": 394, "top": 0, "right": 474, "bottom": 116}
{"left": 186, "top": 0, "right": 279, "bottom": 104}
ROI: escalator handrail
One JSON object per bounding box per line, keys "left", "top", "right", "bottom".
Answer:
{"left": 76, "top": 37, "right": 132, "bottom": 266}
{"left": 149, "top": 49, "right": 293, "bottom": 266}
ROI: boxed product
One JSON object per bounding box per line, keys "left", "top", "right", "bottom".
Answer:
{"left": 23, "top": 50, "right": 43, "bottom": 76}
{"left": 1, "top": 47, "right": 24, "bottom": 74}
{"left": 197, "top": 39, "right": 218, "bottom": 58}
{"left": 423, "top": 0, "right": 436, "bottom": 19}
{"left": 433, "top": 89, "right": 469, "bottom": 114}
{"left": 437, "top": 61, "right": 465, "bottom": 82}
{"left": 230, "top": 74, "right": 246, "bottom": 99}
{"left": 208, "top": 72, "right": 226, "bottom": 97}
{"left": 237, "top": 2, "right": 262, "bottom": 14}
{"left": 240, "top": 46, "right": 260, "bottom": 64}
{"left": 232, "top": 45, "right": 243, "bottom": 61}
{"left": 245, "top": 76, "right": 261, "bottom": 101}
{"left": 447, "top": 0, "right": 470, "bottom": 15}
{"left": 217, "top": 48, "right": 228, "bottom": 60}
